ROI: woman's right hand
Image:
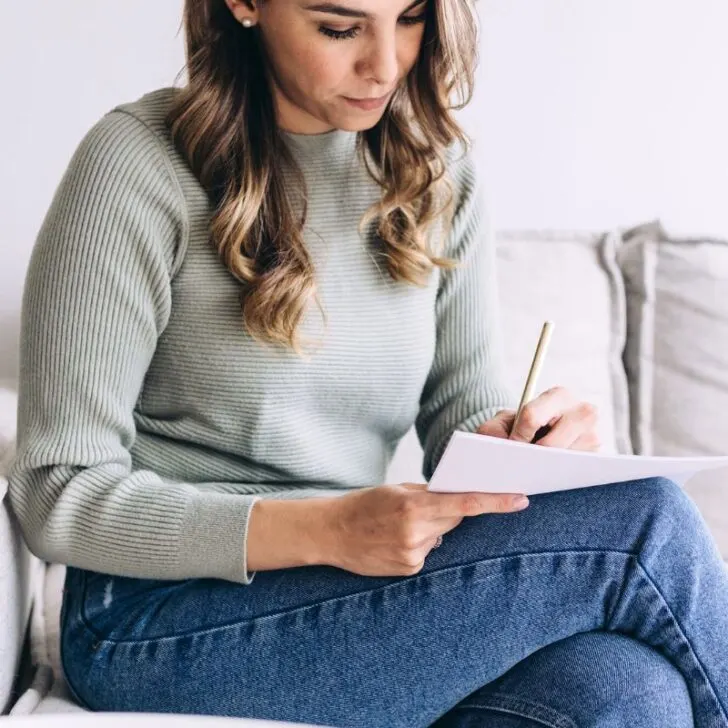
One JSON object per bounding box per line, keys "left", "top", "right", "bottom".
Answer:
{"left": 322, "top": 483, "right": 530, "bottom": 578}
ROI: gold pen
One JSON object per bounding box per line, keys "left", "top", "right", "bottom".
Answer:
{"left": 510, "top": 320, "right": 554, "bottom": 442}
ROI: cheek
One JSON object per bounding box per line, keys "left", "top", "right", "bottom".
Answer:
{"left": 286, "top": 45, "right": 349, "bottom": 95}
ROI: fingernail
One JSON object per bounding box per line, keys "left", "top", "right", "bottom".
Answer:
{"left": 512, "top": 496, "right": 529, "bottom": 510}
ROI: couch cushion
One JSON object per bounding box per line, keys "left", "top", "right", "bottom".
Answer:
{"left": 29, "top": 563, "right": 66, "bottom": 684}
{"left": 12, "top": 671, "right": 86, "bottom": 715}
{"left": 0, "top": 478, "right": 35, "bottom": 714}
{"left": 1, "top": 479, "right": 46, "bottom": 716}
{"left": 387, "top": 229, "right": 633, "bottom": 484}
{"left": 496, "top": 230, "right": 631, "bottom": 456}
{"left": 1, "top": 386, "right": 42, "bottom": 715}
{"left": 619, "top": 220, "right": 728, "bottom": 556}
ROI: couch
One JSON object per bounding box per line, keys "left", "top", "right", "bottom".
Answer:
{"left": 2, "top": 219, "right": 727, "bottom": 721}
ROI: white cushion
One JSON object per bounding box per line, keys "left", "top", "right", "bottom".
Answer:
{"left": 0, "top": 478, "right": 38, "bottom": 715}
{"left": 496, "top": 230, "right": 631, "bottom": 455}
{"left": 619, "top": 220, "right": 728, "bottom": 555}
{"left": 31, "top": 677, "right": 87, "bottom": 714}
{"left": 29, "top": 563, "right": 66, "bottom": 683}
{"left": 0, "top": 385, "right": 42, "bottom": 715}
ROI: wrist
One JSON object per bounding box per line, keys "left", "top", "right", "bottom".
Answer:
{"left": 303, "top": 496, "right": 342, "bottom": 568}
{"left": 246, "top": 496, "right": 341, "bottom": 572}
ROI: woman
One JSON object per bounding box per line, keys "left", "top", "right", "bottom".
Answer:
{"left": 8, "top": 0, "right": 728, "bottom": 725}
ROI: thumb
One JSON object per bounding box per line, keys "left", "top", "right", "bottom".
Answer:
{"left": 476, "top": 410, "right": 516, "bottom": 439}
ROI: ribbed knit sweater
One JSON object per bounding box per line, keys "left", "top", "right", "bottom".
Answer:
{"left": 9, "top": 88, "right": 515, "bottom": 585}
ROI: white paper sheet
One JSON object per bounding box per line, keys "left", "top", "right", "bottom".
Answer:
{"left": 427, "top": 432, "right": 728, "bottom": 495}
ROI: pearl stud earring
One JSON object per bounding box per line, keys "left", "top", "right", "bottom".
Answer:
{"left": 242, "top": 18, "right": 254, "bottom": 28}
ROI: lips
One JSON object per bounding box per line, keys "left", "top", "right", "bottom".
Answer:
{"left": 343, "top": 92, "right": 393, "bottom": 111}
{"left": 352, "top": 93, "right": 390, "bottom": 102}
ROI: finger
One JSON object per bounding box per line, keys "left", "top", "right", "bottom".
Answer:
{"left": 532, "top": 415, "right": 580, "bottom": 450}
{"left": 509, "top": 386, "right": 577, "bottom": 443}
{"left": 570, "top": 430, "right": 602, "bottom": 452}
{"left": 426, "top": 491, "right": 530, "bottom": 519}
{"left": 532, "top": 416, "right": 579, "bottom": 449}
{"left": 536, "top": 401, "right": 598, "bottom": 446}
{"left": 404, "top": 484, "right": 529, "bottom": 519}
{"left": 476, "top": 410, "right": 515, "bottom": 437}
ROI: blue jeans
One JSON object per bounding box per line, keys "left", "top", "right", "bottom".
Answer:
{"left": 61, "top": 477, "right": 728, "bottom": 727}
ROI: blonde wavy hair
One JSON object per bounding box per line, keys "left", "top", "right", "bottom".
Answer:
{"left": 167, "top": 0, "right": 478, "bottom": 351}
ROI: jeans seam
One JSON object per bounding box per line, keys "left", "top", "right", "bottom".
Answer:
{"left": 454, "top": 692, "right": 577, "bottom": 728}
{"left": 76, "top": 548, "right": 638, "bottom": 647}
{"left": 632, "top": 556, "right": 727, "bottom": 720}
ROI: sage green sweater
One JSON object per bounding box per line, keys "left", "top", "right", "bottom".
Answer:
{"left": 9, "top": 88, "right": 515, "bottom": 585}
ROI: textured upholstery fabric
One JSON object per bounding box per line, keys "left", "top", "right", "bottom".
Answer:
{"left": 496, "top": 230, "right": 632, "bottom": 456}
{"left": 620, "top": 220, "right": 728, "bottom": 555}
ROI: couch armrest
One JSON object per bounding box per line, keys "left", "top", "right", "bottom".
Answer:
{"left": 0, "top": 477, "right": 42, "bottom": 714}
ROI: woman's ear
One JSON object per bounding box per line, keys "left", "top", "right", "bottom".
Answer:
{"left": 224, "top": 0, "right": 259, "bottom": 27}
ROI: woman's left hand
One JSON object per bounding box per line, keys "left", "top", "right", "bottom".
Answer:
{"left": 476, "top": 386, "right": 601, "bottom": 452}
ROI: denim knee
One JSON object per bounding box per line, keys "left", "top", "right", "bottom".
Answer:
{"left": 450, "top": 631, "right": 693, "bottom": 728}
{"left": 630, "top": 476, "right": 713, "bottom": 543}
{"left": 633, "top": 476, "right": 693, "bottom": 513}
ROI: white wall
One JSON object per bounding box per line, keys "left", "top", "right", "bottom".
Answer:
{"left": 465, "top": 0, "right": 728, "bottom": 238}
{"left": 2, "top": 0, "right": 727, "bottom": 382}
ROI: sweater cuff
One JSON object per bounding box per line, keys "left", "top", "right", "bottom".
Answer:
{"left": 180, "top": 492, "right": 262, "bottom": 585}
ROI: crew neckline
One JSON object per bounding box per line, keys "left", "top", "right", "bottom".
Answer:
{"left": 281, "top": 127, "right": 360, "bottom": 161}
{"left": 280, "top": 127, "right": 356, "bottom": 141}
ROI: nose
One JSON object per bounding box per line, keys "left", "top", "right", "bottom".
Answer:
{"left": 358, "top": 32, "right": 399, "bottom": 90}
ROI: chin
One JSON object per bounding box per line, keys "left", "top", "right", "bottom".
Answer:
{"left": 332, "top": 111, "right": 389, "bottom": 133}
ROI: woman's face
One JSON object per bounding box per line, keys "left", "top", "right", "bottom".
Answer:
{"left": 225, "top": 0, "right": 429, "bottom": 134}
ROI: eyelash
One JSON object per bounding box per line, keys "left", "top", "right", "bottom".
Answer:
{"left": 319, "top": 13, "right": 427, "bottom": 41}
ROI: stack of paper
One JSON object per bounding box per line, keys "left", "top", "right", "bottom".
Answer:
{"left": 428, "top": 432, "right": 728, "bottom": 495}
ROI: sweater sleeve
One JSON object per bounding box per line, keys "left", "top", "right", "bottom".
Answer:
{"left": 416, "top": 151, "right": 518, "bottom": 480}
{"left": 8, "top": 111, "right": 270, "bottom": 584}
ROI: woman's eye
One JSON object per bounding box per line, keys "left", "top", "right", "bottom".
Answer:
{"left": 318, "top": 11, "right": 427, "bottom": 41}
{"left": 399, "top": 13, "right": 427, "bottom": 26}
{"left": 319, "top": 26, "right": 361, "bottom": 41}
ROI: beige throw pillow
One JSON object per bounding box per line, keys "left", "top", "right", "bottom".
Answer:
{"left": 619, "top": 220, "right": 728, "bottom": 556}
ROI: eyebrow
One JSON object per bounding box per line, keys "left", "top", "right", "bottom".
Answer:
{"left": 303, "top": 0, "right": 427, "bottom": 19}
